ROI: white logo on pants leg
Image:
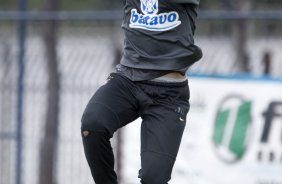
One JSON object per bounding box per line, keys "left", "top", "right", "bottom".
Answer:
{"left": 179, "top": 117, "right": 185, "bottom": 122}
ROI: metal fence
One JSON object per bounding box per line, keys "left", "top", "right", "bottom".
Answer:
{"left": 0, "top": 10, "right": 282, "bottom": 184}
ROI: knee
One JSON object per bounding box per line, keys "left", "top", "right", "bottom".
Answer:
{"left": 81, "top": 130, "right": 109, "bottom": 146}
{"left": 81, "top": 102, "right": 119, "bottom": 135}
{"left": 81, "top": 110, "right": 106, "bottom": 132}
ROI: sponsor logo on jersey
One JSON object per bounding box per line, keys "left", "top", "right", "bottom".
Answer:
{"left": 129, "top": 0, "right": 181, "bottom": 31}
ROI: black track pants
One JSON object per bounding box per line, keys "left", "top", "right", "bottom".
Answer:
{"left": 81, "top": 73, "right": 190, "bottom": 184}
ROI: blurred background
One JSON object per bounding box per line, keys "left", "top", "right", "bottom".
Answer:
{"left": 0, "top": 0, "right": 282, "bottom": 184}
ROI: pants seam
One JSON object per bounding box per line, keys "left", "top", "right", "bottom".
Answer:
{"left": 92, "top": 101, "right": 122, "bottom": 127}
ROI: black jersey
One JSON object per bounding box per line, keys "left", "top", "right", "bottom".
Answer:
{"left": 117, "top": 0, "right": 202, "bottom": 81}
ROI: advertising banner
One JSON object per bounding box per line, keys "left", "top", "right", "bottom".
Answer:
{"left": 122, "top": 76, "right": 282, "bottom": 184}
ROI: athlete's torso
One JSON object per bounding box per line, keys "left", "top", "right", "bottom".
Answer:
{"left": 117, "top": 0, "right": 202, "bottom": 81}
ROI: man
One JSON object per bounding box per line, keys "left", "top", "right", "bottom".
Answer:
{"left": 81, "top": 0, "right": 202, "bottom": 183}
